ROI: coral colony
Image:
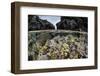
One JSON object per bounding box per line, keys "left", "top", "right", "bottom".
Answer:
{"left": 28, "top": 15, "right": 88, "bottom": 60}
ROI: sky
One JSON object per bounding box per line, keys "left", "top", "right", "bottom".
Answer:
{"left": 39, "top": 15, "right": 61, "bottom": 29}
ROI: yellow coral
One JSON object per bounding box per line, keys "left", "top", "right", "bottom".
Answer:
{"left": 64, "top": 52, "right": 68, "bottom": 56}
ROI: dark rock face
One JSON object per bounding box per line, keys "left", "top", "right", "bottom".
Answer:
{"left": 28, "top": 15, "right": 55, "bottom": 31}
{"left": 56, "top": 16, "right": 88, "bottom": 32}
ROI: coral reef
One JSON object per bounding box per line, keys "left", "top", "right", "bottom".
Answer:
{"left": 28, "top": 15, "right": 88, "bottom": 61}
{"left": 28, "top": 31, "right": 88, "bottom": 60}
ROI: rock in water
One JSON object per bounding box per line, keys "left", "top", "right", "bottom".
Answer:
{"left": 28, "top": 15, "right": 55, "bottom": 31}
{"left": 56, "top": 16, "right": 88, "bottom": 32}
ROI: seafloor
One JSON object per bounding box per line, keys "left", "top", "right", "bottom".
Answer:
{"left": 28, "top": 30, "right": 88, "bottom": 61}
